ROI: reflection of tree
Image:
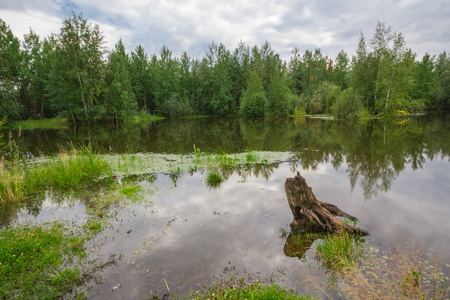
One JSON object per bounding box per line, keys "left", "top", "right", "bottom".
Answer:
{"left": 7, "top": 115, "right": 450, "bottom": 201}
{"left": 283, "top": 233, "right": 320, "bottom": 259}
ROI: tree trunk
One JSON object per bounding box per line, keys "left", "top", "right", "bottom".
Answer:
{"left": 285, "top": 171, "right": 369, "bottom": 236}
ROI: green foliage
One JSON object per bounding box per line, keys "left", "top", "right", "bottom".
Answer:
{"left": 239, "top": 71, "right": 267, "bottom": 116}
{"left": 104, "top": 39, "right": 137, "bottom": 122}
{"left": 266, "top": 67, "right": 289, "bottom": 115}
{"left": 0, "top": 223, "right": 85, "bottom": 299}
{"left": 308, "top": 81, "right": 341, "bottom": 114}
{"left": 159, "top": 94, "right": 192, "bottom": 117}
{"left": 0, "top": 18, "right": 22, "bottom": 120}
{"left": 331, "top": 88, "right": 364, "bottom": 119}
{"left": 1, "top": 16, "right": 449, "bottom": 122}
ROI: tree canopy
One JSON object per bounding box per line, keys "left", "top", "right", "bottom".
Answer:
{"left": 0, "top": 15, "right": 448, "bottom": 122}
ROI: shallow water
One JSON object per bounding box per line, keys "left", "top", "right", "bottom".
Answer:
{"left": 2, "top": 116, "right": 450, "bottom": 298}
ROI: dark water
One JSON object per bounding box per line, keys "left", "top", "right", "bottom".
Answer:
{"left": 2, "top": 115, "right": 450, "bottom": 299}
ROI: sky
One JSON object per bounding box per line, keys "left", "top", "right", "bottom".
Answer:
{"left": 1, "top": 0, "right": 449, "bottom": 61}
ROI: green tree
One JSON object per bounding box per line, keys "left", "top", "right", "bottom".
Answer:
{"left": 372, "top": 27, "right": 416, "bottom": 114}
{"left": 130, "top": 44, "right": 152, "bottom": 112}
{"left": 239, "top": 71, "right": 266, "bottom": 116}
{"left": 104, "top": 40, "right": 137, "bottom": 123}
{"left": 333, "top": 50, "right": 350, "bottom": 89}
{"left": 266, "top": 67, "right": 289, "bottom": 116}
{"left": 49, "top": 13, "right": 106, "bottom": 122}
{"left": 431, "top": 51, "right": 450, "bottom": 111}
{"left": 350, "top": 32, "right": 378, "bottom": 113}
{"left": 0, "top": 18, "right": 22, "bottom": 120}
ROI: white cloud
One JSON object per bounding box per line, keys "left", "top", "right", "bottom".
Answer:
{"left": 1, "top": 0, "right": 448, "bottom": 60}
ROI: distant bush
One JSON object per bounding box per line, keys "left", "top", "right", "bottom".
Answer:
{"left": 239, "top": 71, "right": 267, "bottom": 117}
{"left": 159, "top": 94, "right": 192, "bottom": 117}
{"left": 308, "top": 82, "right": 341, "bottom": 114}
{"left": 332, "top": 88, "right": 364, "bottom": 119}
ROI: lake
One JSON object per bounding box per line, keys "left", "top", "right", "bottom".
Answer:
{"left": 2, "top": 115, "right": 449, "bottom": 299}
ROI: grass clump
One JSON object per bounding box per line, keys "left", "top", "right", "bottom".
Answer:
{"left": 0, "top": 222, "right": 86, "bottom": 299}
{"left": 0, "top": 158, "right": 25, "bottom": 203}
{"left": 206, "top": 171, "right": 224, "bottom": 188}
{"left": 316, "top": 229, "right": 365, "bottom": 273}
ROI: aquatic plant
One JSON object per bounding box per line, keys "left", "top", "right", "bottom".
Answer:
{"left": 315, "top": 229, "right": 365, "bottom": 273}
{"left": 206, "top": 171, "right": 223, "bottom": 188}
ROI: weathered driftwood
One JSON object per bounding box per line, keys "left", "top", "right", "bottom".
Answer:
{"left": 285, "top": 171, "right": 369, "bottom": 236}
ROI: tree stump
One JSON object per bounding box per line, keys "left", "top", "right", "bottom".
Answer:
{"left": 285, "top": 171, "right": 369, "bottom": 236}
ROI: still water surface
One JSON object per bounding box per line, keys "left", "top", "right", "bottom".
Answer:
{"left": 2, "top": 116, "right": 450, "bottom": 298}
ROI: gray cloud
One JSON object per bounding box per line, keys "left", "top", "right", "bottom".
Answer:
{"left": 1, "top": 0, "right": 448, "bottom": 61}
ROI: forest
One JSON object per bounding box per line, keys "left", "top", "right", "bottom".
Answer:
{"left": 1, "top": 13, "right": 449, "bottom": 123}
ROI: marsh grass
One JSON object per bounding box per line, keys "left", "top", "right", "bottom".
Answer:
{"left": 0, "top": 157, "right": 25, "bottom": 202}
{"left": 316, "top": 229, "right": 365, "bottom": 273}
{"left": 0, "top": 145, "right": 109, "bottom": 204}
{"left": 313, "top": 229, "right": 450, "bottom": 299}
{"left": 0, "top": 223, "right": 86, "bottom": 299}
{"left": 335, "top": 242, "right": 450, "bottom": 300}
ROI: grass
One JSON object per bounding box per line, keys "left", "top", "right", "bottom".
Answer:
{"left": 0, "top": 146, "right": 109, "bottom": 203}
{"left": 9, "top": 118, "right": 70, "bottom": 130}
{"left": 316, "top": 229, "right": 365, "bottom": 273}
{"left": 312, "top": 227, "right": 450, "bottom": 299}
{"left": 0, "top": 222, "right": 86, "bottom": 299}
{"left": 206, "top": 171, "right": 224, "bottom": 188}
{"left": 332, "top": 241, "right": 450, "bottom": 299}
{"left": 190, "top": 275, "right": 314, "bottom": 300}
{"left": 119, "top": 185, "right": 142, "bottom": 197}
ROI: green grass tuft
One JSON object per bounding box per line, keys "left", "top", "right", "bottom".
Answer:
{"left": 206, "top": 171, "right": 223, "bottom": 188}
{"left": 316, "top": 229, "right": 365, "bottom": 273}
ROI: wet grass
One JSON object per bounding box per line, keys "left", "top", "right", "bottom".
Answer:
{"left": 0, "top": 146, "right": 109, "bottom": 203}
{"left": 0, "top": 222, "right": 86, "bottom": 299}
{"left": 190, "top": 275, "right": 314, "bottom": 300}
{"left": 311, "top": 228, "right": 450, "bottom": 299}
{"left": 316, "top": 229, "right": 365, "bottom": 273}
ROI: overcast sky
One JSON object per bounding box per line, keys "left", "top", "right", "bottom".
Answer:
{"left": 1, "top": 0, "right": 449, "bottom": 61}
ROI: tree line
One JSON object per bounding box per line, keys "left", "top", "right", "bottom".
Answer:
{"left": 1, "top": 14, "right": 449, "bottom": 123}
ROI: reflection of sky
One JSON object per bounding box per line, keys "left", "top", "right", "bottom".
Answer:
{"left": 7, "top": 156, "right": 450, "bottom": 299}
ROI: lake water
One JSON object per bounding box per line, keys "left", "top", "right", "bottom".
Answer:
{"left": 2, "top": 115, "right": 449, "bottom": 299}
